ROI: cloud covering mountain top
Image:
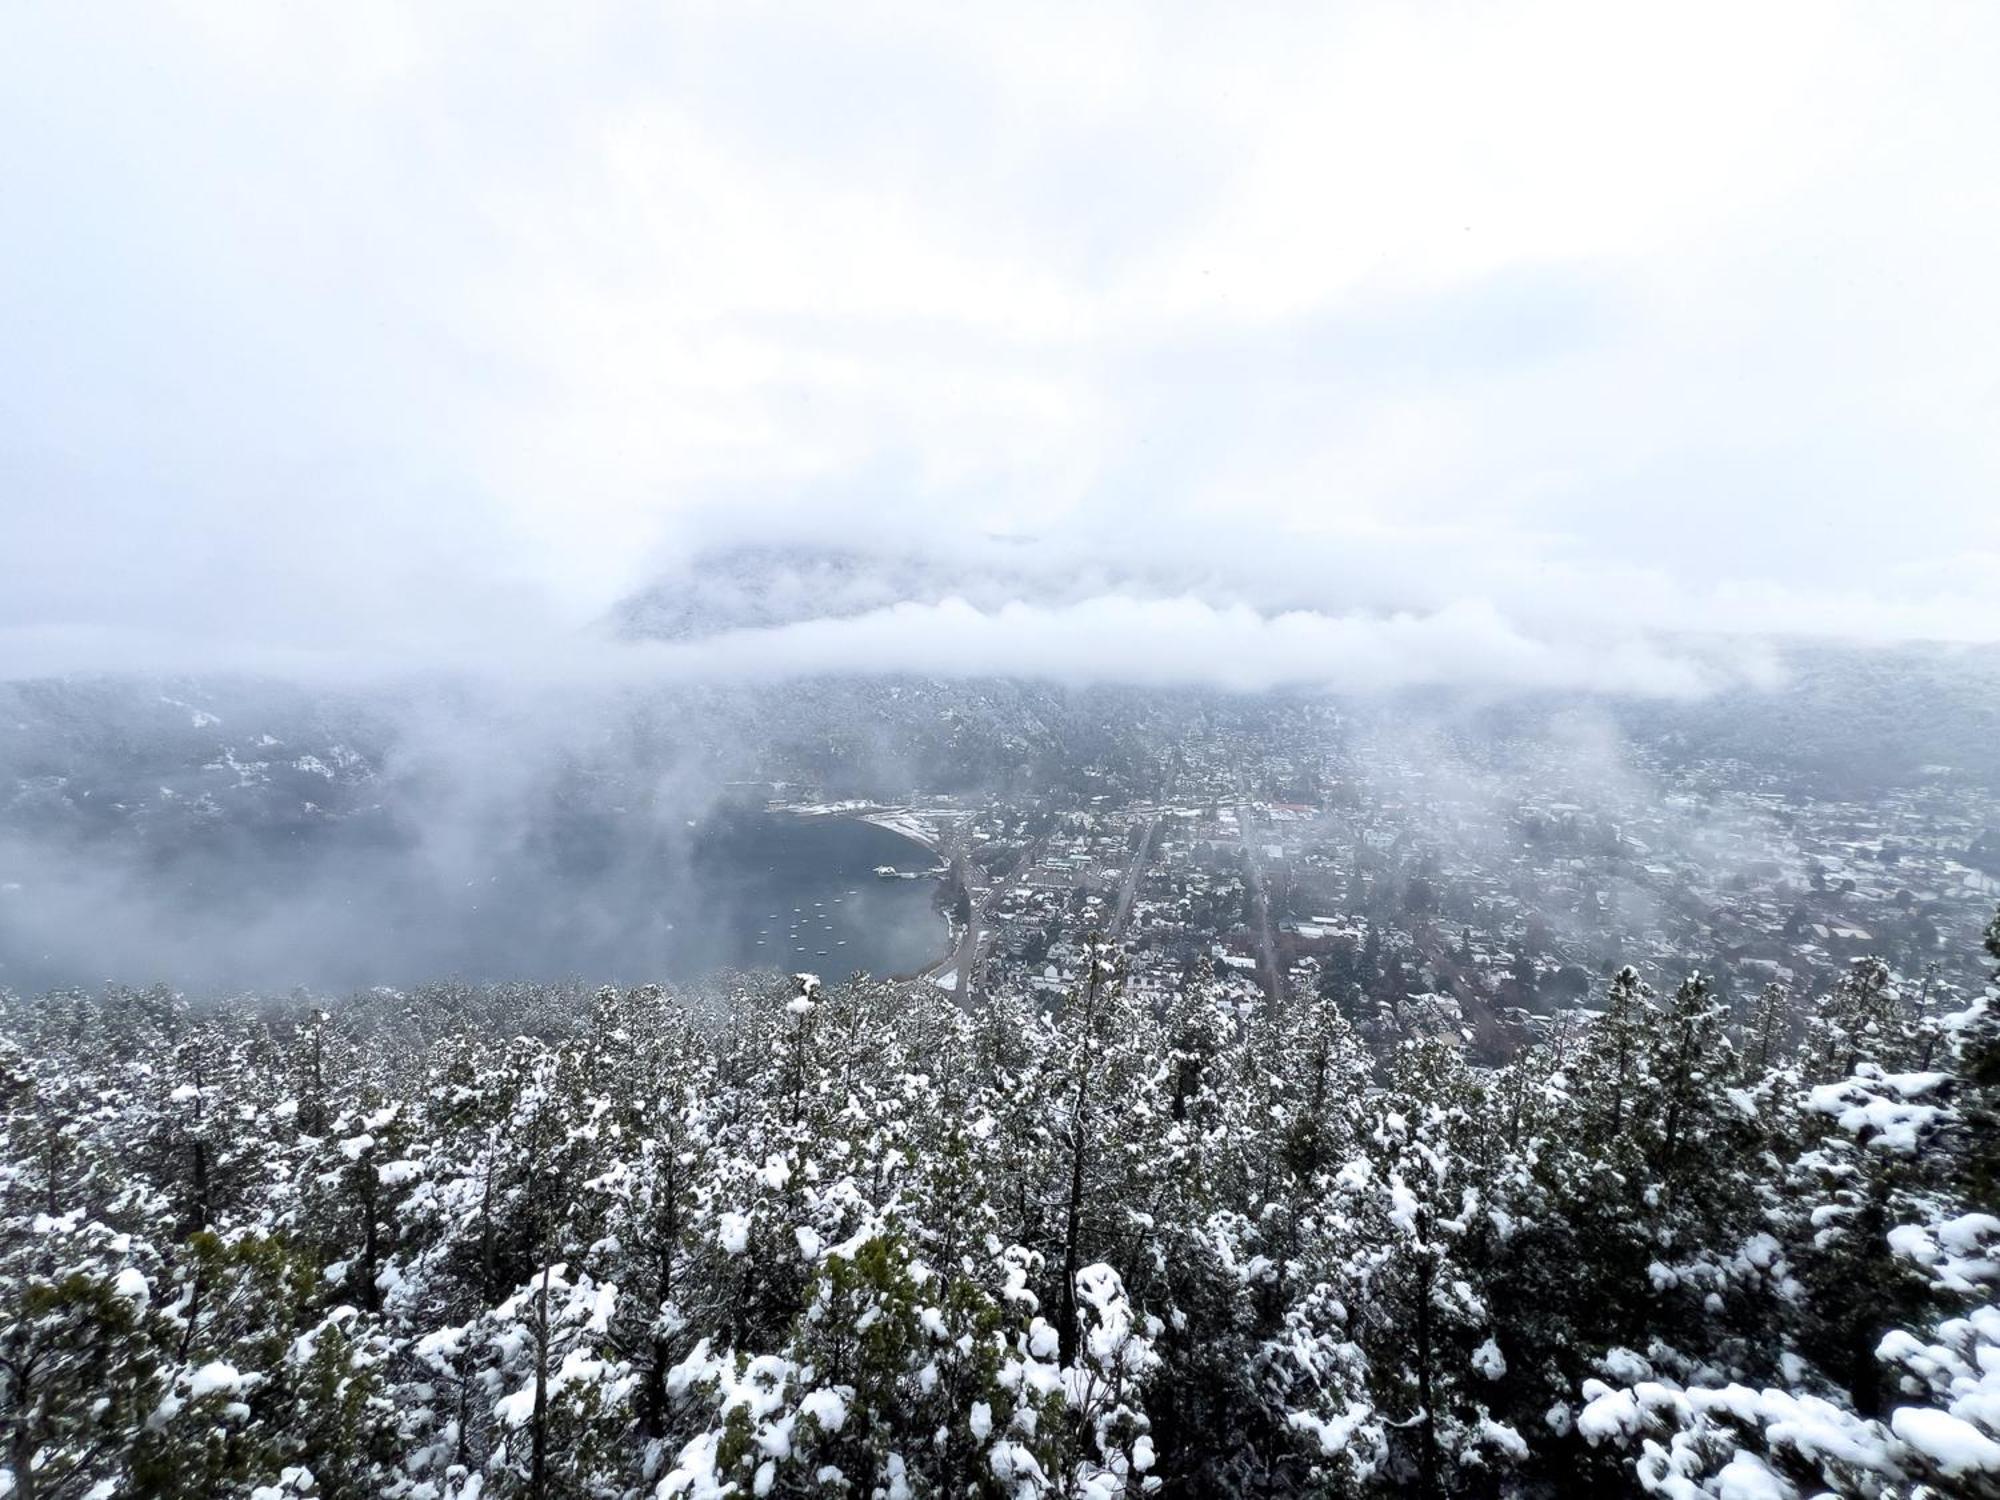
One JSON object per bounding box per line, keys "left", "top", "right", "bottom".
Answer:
{"left": 608, "top": 542, "right": 1779, "bottom": 698}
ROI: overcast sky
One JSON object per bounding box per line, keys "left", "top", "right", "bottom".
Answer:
{"left": 3, "top": 2, "right": 1997, "bottom": 687}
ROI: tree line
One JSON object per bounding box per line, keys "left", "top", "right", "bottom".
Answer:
{"left": 2, "top": 912, "right": 1997, "bottom": 1498}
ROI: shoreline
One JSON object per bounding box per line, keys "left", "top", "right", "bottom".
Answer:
{"left": 772, "top": 800, "right": 942, "bottom": 859}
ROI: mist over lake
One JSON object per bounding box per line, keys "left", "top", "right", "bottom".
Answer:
{"left": 0, "top": 807, "right": 947, "bottom": 996}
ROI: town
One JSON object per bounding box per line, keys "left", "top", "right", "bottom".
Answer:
{"left": 776, "top": 702, "right": 2000, "bottom": 1062}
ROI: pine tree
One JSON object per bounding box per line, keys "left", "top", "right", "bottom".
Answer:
{"left": 1047, "top": 943, "right": 1153, "bottom": 1369}
{"left": 1342, "top": 1041, "right": 1518, "bottom": 1499}
{"left": 588, "top": 996, "right": 725, "bottom": 1456}
{"left": 1741, "top": 980, "right": 1792, "bottom": 1079}
{"left": 0, "top": 1229, "right": 172, "bottom": 1500}
{"left": 1806, "top": 956, "right": 1916, "bottom": 1082}
{"left": 1577, "top": 965, "right": 1654, "bottom": 1142}
{"left": 474, "top": 1261, "right": 631, "bottom": 1498}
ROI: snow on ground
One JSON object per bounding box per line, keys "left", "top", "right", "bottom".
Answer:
{"left": 860, "top": 810, "right": 940, "bottom": 851}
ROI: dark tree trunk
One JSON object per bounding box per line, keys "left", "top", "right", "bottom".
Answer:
{"left": 1056, "top": 967, "right": 1103, "bottom": 1366}
{"left": 637, "top": 1187, "right": 681, "bottom": 1442}
{"left": 358, "top": 1169, "right": 381, "bottom": 1314}
{"left": 11, "top": 1379, "right": 38, "bottom": 1500}
{"left": 1413, "top": 1250, "right": 1440, "bottom": 1500}
{"left": 531, "top": 1261, "right": 551, "bottom": 1500}
{"left": 1057, "top": 1110, "right": 1088, "bottom": 1367}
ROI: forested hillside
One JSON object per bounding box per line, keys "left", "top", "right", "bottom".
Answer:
{"left": 4, "top": 919, "right": 1997, "bottom": 1499}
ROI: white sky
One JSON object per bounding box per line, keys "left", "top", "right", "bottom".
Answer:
{"left": 3, "top": 1, "right": 1997, "bottom": 685}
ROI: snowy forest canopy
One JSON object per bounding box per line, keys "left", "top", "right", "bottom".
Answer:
{"left": 3, "top": 915, "right": 1998, "bottom": 1500}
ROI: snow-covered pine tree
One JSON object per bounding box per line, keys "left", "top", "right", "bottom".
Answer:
{"left": 1044, "top": 943, "right": 1154, "bottom": 1370}
{"left": 1343, "top": 1039, "right": 1520, "bottom": 1499}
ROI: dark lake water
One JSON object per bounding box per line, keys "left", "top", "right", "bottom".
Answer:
{"left": 673, "top": 812, "right": 948, "bottom": 980}
{"left": 0, "top": 810, "right": 948, "bottom": 996}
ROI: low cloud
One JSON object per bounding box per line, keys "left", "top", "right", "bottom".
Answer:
{"left": 629, "top": 595, "right": 1779, "bottom": 698}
